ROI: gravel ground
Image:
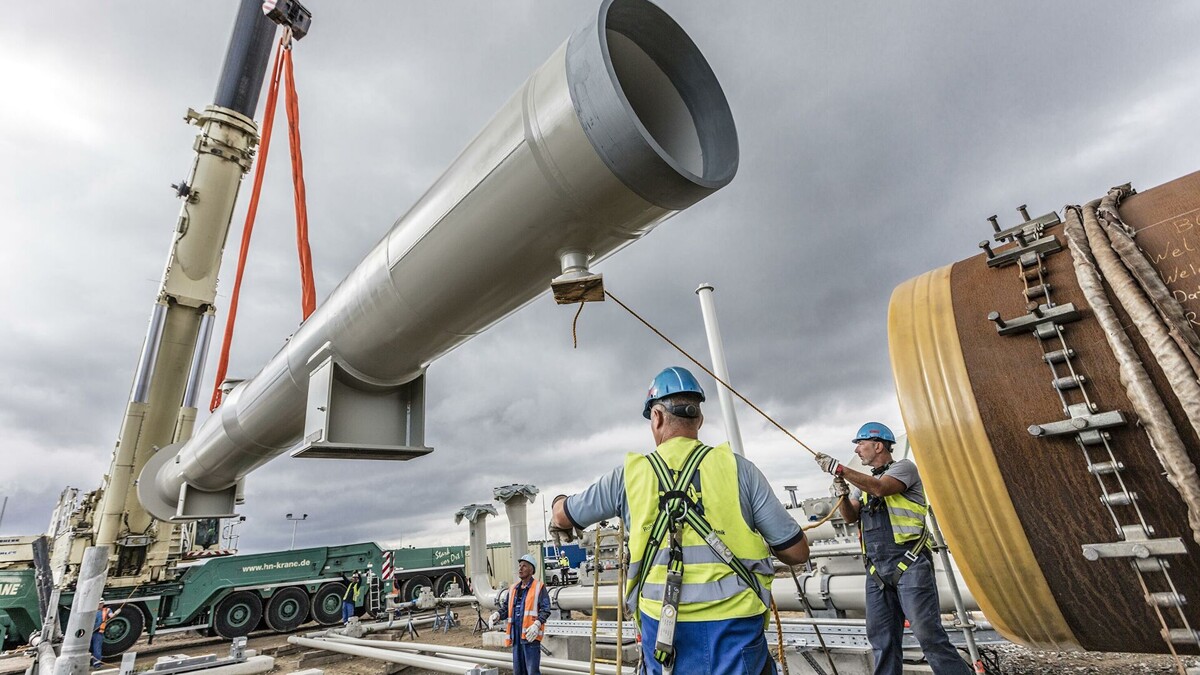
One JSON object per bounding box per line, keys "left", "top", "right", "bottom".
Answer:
{"left": 5, "top": 620, "right": 1196, "bottom": 675}
{"left": 982, "top": 642, "right": 1198, "bottom": 674}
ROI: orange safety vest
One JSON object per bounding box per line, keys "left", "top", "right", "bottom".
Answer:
{"left": 503, "top": 579, "right": 545, "bottom": 647}
{"left": 98, "top": 607, "right": 112, "bottom": 634}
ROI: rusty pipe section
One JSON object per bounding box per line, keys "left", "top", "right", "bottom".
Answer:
{"left": 139, "top": 0, "right": 737, "bottom": 521}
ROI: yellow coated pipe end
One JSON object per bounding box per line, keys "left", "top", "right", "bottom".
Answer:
{"left": 888, "top": 265, "right": 1082, "bottom": 651}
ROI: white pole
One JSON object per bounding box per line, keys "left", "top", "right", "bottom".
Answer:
{"left": 695, "top": 284, "right": 744, "bottom": 456}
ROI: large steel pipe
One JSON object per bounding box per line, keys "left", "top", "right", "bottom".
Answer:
{"left": 889, "top": 171, "right": 1200, "bottom": 653}
{"left": 548, "top": 566, "right": 976, "bottom": 614}
{"left": 140, "top": 0, "right": 737, "bottom": 521}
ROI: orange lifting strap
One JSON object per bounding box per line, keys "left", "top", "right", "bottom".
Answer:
{"left": 210, "top": 33, "right": 317, "bottom": 412}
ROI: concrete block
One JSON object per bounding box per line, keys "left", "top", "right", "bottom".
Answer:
{"left": 297, "top": 651, "right": 352, "bottom": 668}
{"left": 285, "top": 669, "right": 325, "bottom": 675}
{"left": 480, "top": 630, "right": 510, "bottom": 649}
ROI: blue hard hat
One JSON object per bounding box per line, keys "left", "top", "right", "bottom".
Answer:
{"left": 852, "top": 422, "right": 896, "bottom": 444}
{"left": 643, "top": 367, "right": 706, "bottom": 419}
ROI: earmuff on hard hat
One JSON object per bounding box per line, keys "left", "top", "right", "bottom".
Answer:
{"left": 643, "top": 366, "right": 706, "bottom": 419}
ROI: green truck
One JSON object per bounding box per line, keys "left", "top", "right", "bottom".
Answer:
{"left": 389, "top": 545, "right": 467, "bottom": 602}
{"left": 1, "top": 542, "right": 383, "bottom": 657}
{"left": 0, "top": 542, "right": 477, "bottom": 657}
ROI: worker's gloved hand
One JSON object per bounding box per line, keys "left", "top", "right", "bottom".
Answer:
{"left": 549, "top": 523, "right": 583, "bottom": 544}
{"left": 831, "top": 476, "right": 850, "bottom": 498}
{"left": 523, "top": 620, "right": 542, "bottom": 642}
{"left": 814, "top": 452, "right": 842, "bottom": 475}
{"left": 488, "top": 611, "right": 500, "bottom": 630}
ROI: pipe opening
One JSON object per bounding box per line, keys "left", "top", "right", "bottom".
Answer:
{"left": 568, "top": 0, "right": 738, "bottom": 209}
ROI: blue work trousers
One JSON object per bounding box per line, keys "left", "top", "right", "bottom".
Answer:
{"left": 865, "top": 556, "right": 971, "bottom": 675}
{"left": 90, "top": 632, "right": 104, "bottom": 666}
{"left": 639, "top": 612, "right": 775, "bottom": 675}
{"left": 342, "top": 600, "right": 355, "bottom": 623}
{"left": 512, "top": 640, "right": 542, "bottom": 675}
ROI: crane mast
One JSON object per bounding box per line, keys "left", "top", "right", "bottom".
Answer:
{"left": 84, "top": 0, "right": 283, "bottom": 586}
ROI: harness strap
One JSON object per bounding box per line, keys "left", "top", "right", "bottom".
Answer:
{"left": 860, "top": 509, "right": 933, "bottom": 588}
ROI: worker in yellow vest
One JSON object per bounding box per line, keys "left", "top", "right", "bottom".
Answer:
{"left": 815, "top": 423, "right": 971, "bottom": 675}
{"left": 488, "top": 554, "right": 550, "bottom": 675}
{"left": 550, "top": 367, "right": 809, "bottom": 674}
{"left": 342, "top": 572, "right": 362, "bottom": 625}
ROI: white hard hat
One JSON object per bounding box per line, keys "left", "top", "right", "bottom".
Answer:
{"left": 518, "top": 554, "right": 537, "bottom": 568}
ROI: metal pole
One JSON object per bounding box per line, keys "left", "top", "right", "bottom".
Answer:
{"left": 290, "top": 521, "right": 298, "bottom": 550}
{"left": 927, "top": 507, "right": 979, "bottom": 665}
{"left": 51, "top": 546, "right": 110, "bottom": 675}
{"left": 695, "top": 284, "right": 744, "bottom": 456}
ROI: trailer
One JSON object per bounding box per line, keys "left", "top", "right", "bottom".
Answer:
{"left": 387, "top": 546, "right": 467, "bottom": 602}
{"left": 1, "top": 542, "right": 384, "bottom": 657}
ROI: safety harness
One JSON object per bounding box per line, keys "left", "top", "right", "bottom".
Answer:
{"left": 629, "top": 443, "right": 767, "bottom": 672}
{"left": 859, "top": 463, "right": 932, "bottom": 588}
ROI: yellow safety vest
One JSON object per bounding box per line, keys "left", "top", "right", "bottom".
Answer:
{"left": 624, "top": 438, "right": 774, "bottom": 622}
{"left": 860, "top": 490, "right": 929, "bottom": 544}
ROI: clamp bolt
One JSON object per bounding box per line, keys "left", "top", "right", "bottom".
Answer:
{"left": 979, "top": 240, "right": 995, "bottom": 259}
{"left": 1028, "top": 424, "right": 1045, "bottom": 437}
{"left": 1027, "top": 302, "right": 1043, "bottom": 318}
{"left": 988, "top": 311, "right": 1006, "bottom": 329}
{"left": 1017, "top": 204, "right": 1031, "bottom": 221}
{"left": 988, "top": 215, "right": 1001, "bottom": 233}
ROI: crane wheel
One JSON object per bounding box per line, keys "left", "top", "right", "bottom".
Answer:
{"left": 213, "top": 591, "right": 263, "bottom": 639}
{"left": 400, "top": 575, "right": 433, "bottom": 603}
{"left": 99, "top": 604, "right": 144, "bottom": 657}
{"left": 265, "top": 587, "right": 310, "bottom": 632}
{"left": 309, "top": 582, "right": 346, "bottom": 626}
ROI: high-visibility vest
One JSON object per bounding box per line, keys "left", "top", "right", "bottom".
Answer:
{"left": 624, "top": 438, "right": 773, "bottom": 623}
{"left": 503, "top": 579, "right": 545, "bottom": 646}
{"left": 344, "top": 581, "right": 360, "bottom": 602}
{"left": 859, "top": 486, "right": 929, "bottom": 544}
{"left": 98, "top": 607, "right": 112, "bottom": 634}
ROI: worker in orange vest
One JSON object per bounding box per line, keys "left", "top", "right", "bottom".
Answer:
{"left": 488, "top": 554, "right": 550, "bottom": 675}
{"left": 91, "top": 601, "right": 120, "bottom": 668}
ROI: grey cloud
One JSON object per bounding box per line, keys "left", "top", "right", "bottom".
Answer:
{"left": 3, "top": 2, "right": 1199, "bottom": 556}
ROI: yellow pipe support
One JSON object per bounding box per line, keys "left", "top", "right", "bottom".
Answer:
{"left": 888, "top": 264, "right": 1081, "bottom": 651}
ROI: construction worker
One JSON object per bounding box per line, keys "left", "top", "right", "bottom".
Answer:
{"left": 488, "top": 554, "right": 550, "bottom": 675}
{"left": 90, "top": 601, "right": 119, "bottom": 668}
{"left": 342, "top": 572, "right": 362, "bottom": 624}
{"left": 550, "top": 366, "right": 809, "bottom": 675}
{"left": 814, "top": 422, "right": 971, "bottom": 675}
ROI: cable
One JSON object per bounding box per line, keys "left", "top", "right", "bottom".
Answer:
{"left": 604, "top": 290, "right": 819, "bottom": 457}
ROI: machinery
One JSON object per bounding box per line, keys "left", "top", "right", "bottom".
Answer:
{"left": 1, "top": 0, "right": 737, "bottom": 660}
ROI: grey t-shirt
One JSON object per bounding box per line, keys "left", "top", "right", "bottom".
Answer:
{"left": 564, "top": 448, "right": 804, "bottom": 550}
{"left": 848, "top": 458, "right": 925, "bottom": 506}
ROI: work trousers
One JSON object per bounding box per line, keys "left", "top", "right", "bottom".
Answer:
{"left": 341, "top": 600, "right": 355, "bottom": 623}
{"left": 90, "top": 632, "right": 104, "bottom": 666}
{"left": 512, "top": 640, "right": 542, "bottom": 675}
{"left": 865, "top": 556, "right": 971, "bottom": 675}
{"left": 639, "top": 612, "right": 775, "bottom": 675}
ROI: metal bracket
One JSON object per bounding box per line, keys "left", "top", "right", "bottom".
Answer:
{"left": 1027, "top": 403, "right": 1125, "bottom": 445}
{"left": 989, "top": 302, "right": 1082, "bottom": 336}
{"left": 985, "top": 234, "right": 1063, "bottom": 268}
{"left": 993, "top": 211, "right": 1061, "bottom": 243}
{"left": 1081, "top": 537, "right": 1186, "bottom": 561}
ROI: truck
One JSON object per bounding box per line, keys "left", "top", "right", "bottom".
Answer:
{"left": 389, "top": 546, "right": 468, "bottom": 602}
{"left": 2, "top": 541, "right": 385, "bottom": 657}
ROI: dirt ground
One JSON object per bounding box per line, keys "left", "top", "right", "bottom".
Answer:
{"left": 3, "top": 618, "right": 1196, "bottom": 675}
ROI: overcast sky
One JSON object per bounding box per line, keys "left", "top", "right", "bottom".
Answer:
{"left": 2, "top": 2, "right": 1199, "bottom": 554}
